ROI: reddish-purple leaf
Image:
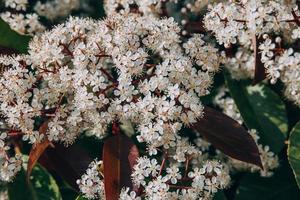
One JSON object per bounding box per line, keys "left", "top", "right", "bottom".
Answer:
{"left": 192, "top": 106, "right": 262, "bottom": 168}
{"left": 0, "top": 46, "right": 18, "bottom": 55}
{"left": 252, "top": 35, "right": 266, "bottom": 84}
{"left": 40, "top": 143, "right": 93, "bottom": 190}
{"left": 103, "top": 134, "right": 139, "bottom": 200}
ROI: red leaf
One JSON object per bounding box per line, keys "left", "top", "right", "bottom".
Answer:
{"left": 103, "top": 134, "right": 139, "bottom": 200}
{"left": 192, "top": 106, "right": 262, "bottom": 168}
{"left": 26, "top": 121, "right": 51, "bottom": 181}
{"left": 252, "top": 35, "right": 266, "bottom": 84}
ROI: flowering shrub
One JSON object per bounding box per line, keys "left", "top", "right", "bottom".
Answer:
{"left": 0, "top": 0, "right": 300, "bottom": 200}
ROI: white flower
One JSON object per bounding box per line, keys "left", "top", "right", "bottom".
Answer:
{"left": 77, "top": 159, "right": 104, "bottom": 199}
{"left": 119, "top": 188, "right": 141, "bottom": 200}
{"left": 165, "top": 165, "right": 182, "bottom": 184}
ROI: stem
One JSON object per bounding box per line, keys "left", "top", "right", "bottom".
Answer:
{"left": 184, "top": 156, "right": 190, "bottom": 178}
{"left": 100, "top": 68, "right": 115, "bottom": 82}
{"left": 112, "top": 121, "right": 120, "bottom": 135}
{"left": 159, "top": 152, "right": 167, "bottom": 175}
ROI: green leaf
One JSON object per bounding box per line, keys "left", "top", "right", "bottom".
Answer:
{"left": 288, "top": 121, "right": 300, "bottom": 188}
{"left": 0, "top": 18, "right": 31, "bottom": 53}
{"left": 224, "top": 71, "right": 287, "bottom": 153}
{"left": 8, "top": 158, "right": 61, "bottom": 200}
{"left": 75, "top": 195, "right": 89, "bottom": 200}
{"left": 235, "top": 161, "right": 300, "bottom": 200}
{"left": 213, "top": 191, "right": 227, "bottom": 200}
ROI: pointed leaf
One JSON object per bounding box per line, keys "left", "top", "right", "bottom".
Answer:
{"left": 27, "top": 139, "right": 51, "bottom": 182}
{"left": 224, "top": 71, "right": 287, "bottom": 153}
{"left": 103, "top": 134, "right": 139, "bottom": 200}
{"left": 0, "top": 18, "right": 31, "bottom": 53}
{"left": 8, "top": 157, "right": 62, "bottom": 200}
{"left": 27, "top": 121, "right": 51, "bottom": 181}
{"left": 192, "top": 106, "right": 262, "bottom": 168}
{"left": 288, "top": 121, "right": 300, "bottom": 188}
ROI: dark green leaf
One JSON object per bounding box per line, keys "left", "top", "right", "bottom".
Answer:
{"left": 288, "top": 121, "right": 300, "bottom": 188}
{"left": 213, "top": 191, "right": 227, "bottom": 200}
{"left": 235, "top": 161, "right": 300, "bottom": 200}
{"left": 224, "top": 71, "right": 287, "bottom": 153}
{"left": 0, "top": 18, "right": 31, "bottom": 53}
{"left": 8, "top": 159, "right": 61, "bottom": 200}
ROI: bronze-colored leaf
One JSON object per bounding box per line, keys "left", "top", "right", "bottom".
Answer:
{"left": 103, "top": 134, "right": 139, "bottom": 200}
{"left": 192, "top": 106, "right": 262, "bottom": 168}
{"left": 26, "top": 121, "right": 51, "bottom": 181}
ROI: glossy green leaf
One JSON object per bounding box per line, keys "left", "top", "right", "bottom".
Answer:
{"left": 8, "top": 157, "right": 61, "bottom": 200}
{"left": 288, "top": 121, "right": 300, "bottom": 188}
{"left": 0, "top": 18, "right": 31, "bottom": 53}
{"left": 224, "top": 71, "right": 287, "bottom": 153}
{"left": 235, "top": 161, "right": 300, "bottom": 200}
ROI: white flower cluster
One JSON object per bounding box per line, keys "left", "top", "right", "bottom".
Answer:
{"left": 0, "top": 13, "right": 220, "bottom": 183}
{"left": 119, "top": 188, "right": 140, "bottom": 200}
{"left": 77, "top": 132, "right": 230, "bottom": 199}
{"left": 1, "top": 12, "right": 45, "bottom": 35}
{"left": 76, "top": 159, "right": 105, "bottom": 199}
{"left": 205, "top": 1, "right": 300, "bottom": 107}
{"left": 214, "top": 87, "right": 243, "bottom": 124}
{"left": 34, "top": 0, "right": 80, "bottom": 20}
{"left": 104, "top": 0, "right": 163, "bottom": 16}
{"left": 1, "top": 0, "right": 45, "bottom": 35}
{"left": 1, "top": 0, "right": 80, "bottom": 35}
{"left": 183, "top": 34, "right": 224, "bottom": 72}
{"left": 204, "top": 0, "right": 295, "bottom": 47}
{"left": 226, "top": 48, "right": 255, "bottom": 80}
{"left": 131, "top": 154, "right": 229, "bottom": 199}
{"left": 238, "top": 33, "right": 300, "bottom": 106}
{"left": 4, "top": 0, "right": 28, "bottom": 11}
{"left": 0, "top": 132, "right": 22, "bottom": 182}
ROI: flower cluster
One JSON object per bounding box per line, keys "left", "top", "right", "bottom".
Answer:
{"left": 0, "top": 132, "right": 22, "bottom": 182}
{"left": 34, "top": 0, "right": 80, "bottom": 20}
{"left": 78, "top": 135, "right": 230, "bottom": 199}
{"left": 104, "top": 0, "right": 164, "bottom": 16}
{"left": 1, "top": 0, "right": 45, "bottom": 35}
{"left": 0, "top": 12, "right": 220, "bottom": 182}
{"left": 214, "top": 87, "right": 243, "bottom": 124}
{"left": 4, "top": 0, "right": 28, "bottom": 10}
{"left": 76, "top": 159, "right": 105, "bottom": 199}
{"left": 205, "top": 1, "right": 300, "bottom": 107}
{"left": 225, "top": 48, "right": 255, "bottom": 80}
{"left": 253, "top": 34, "right": 300, "bottom": 105}
{"left": 1, "top": 0, "right": 80, "bottom": 35}
{"left": 204, "top": 0, "right": 295, "bottom": 47}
